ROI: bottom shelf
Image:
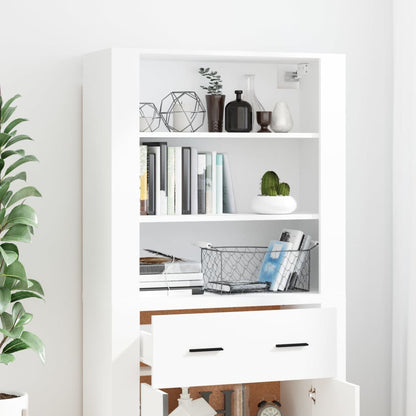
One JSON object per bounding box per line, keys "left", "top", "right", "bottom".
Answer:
{"left": 139, "top": 290, "right": 322, "bottom": 311}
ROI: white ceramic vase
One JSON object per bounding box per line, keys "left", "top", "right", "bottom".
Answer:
{"left": 271, "top": 102, "right": 293, "bottom": 133}
{"left": 251, "top": 195, "right": 297, "bottom": 214}
{"left": 0, "top": 392, "right": 28, "bottom": 416}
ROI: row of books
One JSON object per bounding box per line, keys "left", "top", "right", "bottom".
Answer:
{"left": 139, "top": 143, "right": 236, "bottom": 215}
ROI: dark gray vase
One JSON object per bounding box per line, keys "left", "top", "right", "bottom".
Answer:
{"left": 205, "top": 94, "right": 225, "bottom": 132}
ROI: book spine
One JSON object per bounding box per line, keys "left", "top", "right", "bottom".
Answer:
{"left": 167, "top": 147, "right": 175, "bottom": 215}
{"left": 222, "top": 153, "right": 236, "bottom": 214}
{"left": 174, "top": 147, "right": 182, "bottom": 215}
{"left": 197, "top": 153, "right": 207, "bottom": 214}
{"left": 139, "top": 145, "right": 148, "bottom": 215}
{"left": 287, "top": 234, "right": 312, "bottom": 290}
{"left": 191, "top": 148, "right": 198, "bottom": 215}
{"left": 211, "top": 151, "right": 217, "bottom": 214}
{"left": 182, "top": 147, "right": 191, "bottom": 215}
{"left": 148, "top": 146, "right": 161, "bottom": 215}
{"left": 147, "top": 153, "right": 156, "bottom": 215}
{"left": 216, "top": 153, "right": 223, "bottom": 214}
{"left": 140, "top": 272, "right": 204, "bottom": 282}
{"left": 159, "top": 143, "right": 168, "bottom": 215}
{"left": 205, "top": 153, "right": 212, "bottom": 214}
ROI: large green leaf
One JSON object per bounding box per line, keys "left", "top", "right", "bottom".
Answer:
{"left": 4, "top": 155, "right": 38, "bottom": 176}
{"left": 21, "top": 331, "right": 45, "bottom": 364}
{"left": 2, "top": 224, "right": 32, "bottom": 243}
{"left": 7, "top": 187, "right": 41, "bottom": 208}
{"left": 2, "top": 338, "right": 28, "bottom": 354}
{"left": 14, "top": 279, "right": 43, "bottom": 295}
{"left": 0, "top": 182, "right": 10, "bottom": 204}
{"left": 1, "top": 312, "right": 13, "bottom": 331}
{"left": 5, "top": 204, "right": 38, "bottom": 228}
{"left": 2, "top": 172, "right": 27, "bottom": 185}
{"left": 0, "top": 107, "right": 17, "bottom": 126}
{"left": 0, "top": 95, "right": 20, "bottom": 120}
{"left": 4, "top": 135, "right": 33, "bottom": 149}
{"left": 4, "top": 118, "right": 27, "bottom": 135}
{"left": 0, "top": 246, "right": 18, "bottom": 266}
{"left": 12, "top": 302, "right": 24, "bottom": 323}
{"left": 1, "top": 243, "right": 19, "bottom": 257}
{"left": 0, "top": 133, "right": 11, "bottom": 147}
{"left": 11, "top": 291, "right": 43, "bottom": 302}
{"left": 2, "top": 191, "right": 12, "bottom": 207}
{"left": 1, "top": 149, "right": 25, "bottom": 159}
{"left": 3, "top": 260, "right": 27, "bottom": 282}
{"left": 0, "top": 288, "right": 11, "bottom": 314}
{"left": 15, "top": 313, "right": 32, "bottom": 328}
{"left": 0, "top": 353, "right": 15, "bottom": 364}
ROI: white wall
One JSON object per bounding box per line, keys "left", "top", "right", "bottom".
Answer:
{"left": 0, "top": 1, "right": 392, "bottom": 416}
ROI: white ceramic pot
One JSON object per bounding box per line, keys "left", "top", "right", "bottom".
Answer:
{"left": 0, "top": 392, "right": 28, "bottom": 416}
{"left": 251, "top": 195, "right": 297, "bottom": 214}
{"left": 271, "top": 102, "right": 293, "bottom": 133}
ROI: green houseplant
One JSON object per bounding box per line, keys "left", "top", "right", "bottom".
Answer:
{"left": 199, "top": 67, "right": 225, "bottom": 133}
{"left": 252, "top": 170, "right": 297, "bottom": 214}
{"left": 0, "top": 93, "right": 44, "bottom": 415}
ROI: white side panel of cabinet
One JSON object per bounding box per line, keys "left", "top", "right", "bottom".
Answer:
{"left": 83, "top": 49, "right": 140, "bottom": 416}
{"left": 281, "top": 378, "right": 359, "bottom": 416}
{"left": 319, "top": 54, "right": 346, "bottom": 378}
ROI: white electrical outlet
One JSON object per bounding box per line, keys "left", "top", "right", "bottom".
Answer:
{"left": 277, "top": 64, "right": 300, "bottom": 89}
{"left": 277, "top": 63, "right": 310, "bottom": 89}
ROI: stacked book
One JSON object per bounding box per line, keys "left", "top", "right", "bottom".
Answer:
{"left": 140, "top": 143, "right": 236, "bottom": 216}
{"left": 258, "top": 229, "right": 315, "bottom": 292}
{"left": 140, "top": 257, "right": 204, "bottom": 295}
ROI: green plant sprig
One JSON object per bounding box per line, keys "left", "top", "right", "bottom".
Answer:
{"left": 260, "top": 171, "right": 291, "bottom": 196}
{"left": 199, "top": 67, "right": 223, "bottom": 95}
{"left": 0, "top": 93, "right": 44, "bottom": 366}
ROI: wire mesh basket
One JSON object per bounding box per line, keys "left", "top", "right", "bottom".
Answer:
{"left": 201, "top": 244, "right": 318, "bottom": 294}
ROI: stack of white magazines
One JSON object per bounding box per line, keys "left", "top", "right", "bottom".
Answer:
{"left": 140, "top": 258, "right": 204, "bottom": 296}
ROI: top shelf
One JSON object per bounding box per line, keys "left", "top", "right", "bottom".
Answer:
{"left": 140, "top": 132, "right": 319, "bottom": 140}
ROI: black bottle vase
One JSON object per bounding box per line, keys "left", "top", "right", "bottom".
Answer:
{"left": 205, "top": 94, "right": 225, "bottom": 132}
{"left": 225, "top": 90, "right": 252, "bottom": 132}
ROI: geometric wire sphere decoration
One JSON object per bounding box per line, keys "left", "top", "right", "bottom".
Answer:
{"left": 159, "top": 91, "right": 206, "bottom": 132}
{"left": 139, "top": 102, "right": 161, "bottom": 132}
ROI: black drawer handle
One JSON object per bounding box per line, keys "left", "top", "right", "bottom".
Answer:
{"left": 189, "top": 347, "right": 224, "bottom": 353}
{"left": 276, "top": 343, "right": 309, "bottom": 348}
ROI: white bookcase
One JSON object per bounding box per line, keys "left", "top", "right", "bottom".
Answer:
{"left": 82, "top": 49, "right": 358, "bottom": 416}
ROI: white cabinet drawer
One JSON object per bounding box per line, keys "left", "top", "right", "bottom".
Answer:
{"left": 141, "top": 308, "right": 337, "bottom": 388}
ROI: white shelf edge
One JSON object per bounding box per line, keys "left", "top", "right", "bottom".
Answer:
{"left": 139, "top": 291, "right": 322, "bottom": 312}
{"left": 140, "top": 213, "right": 319, "bottom": 223}
{"left": 140, "top": 132, "right": 319, "bottom": 140}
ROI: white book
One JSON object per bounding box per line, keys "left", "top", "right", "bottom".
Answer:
{"left": 167, "top": 147, "right": 175, "bottom": 215}
{"left": 140, "top": 272, "right": 204, "bottom": 282}
{"left": 174, "top": 146, "right": 182, "bottom": 215}
{"left": 148, "top": 146, "right": 161, "bottom": 215}
{"left": 223, "top": 153, "right": 236, "bottom": 214}
{"left": 216, "top": 153, "right": 223, "bottom": 214}
{"left": 140, "top": 280, "right": 204, "bottom": 289}
{"left": 278, "top": 229, "right": 305, "bottom": 291}
{"left": 191, "top": 148, "right": 198, "bottom": 215}
{"left": 205, "top": 153, "right": 213, "bottom": 214}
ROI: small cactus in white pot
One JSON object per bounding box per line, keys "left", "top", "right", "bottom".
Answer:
{"left": 252, "top": 171, "right": 297, "bottom": 214}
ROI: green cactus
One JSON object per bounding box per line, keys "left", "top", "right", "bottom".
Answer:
{"left": 261, "top": 171, "right": 279, "bottom": 196}
{"left": 277, "top": 182, "right": 290, "bottom": 196}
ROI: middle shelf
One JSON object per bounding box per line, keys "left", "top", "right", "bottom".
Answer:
{"left": 139, "top": 290, "right": 322, "bottom": 311}
{"left": 140, "top": 212, "right": 319, "bottom": 223}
